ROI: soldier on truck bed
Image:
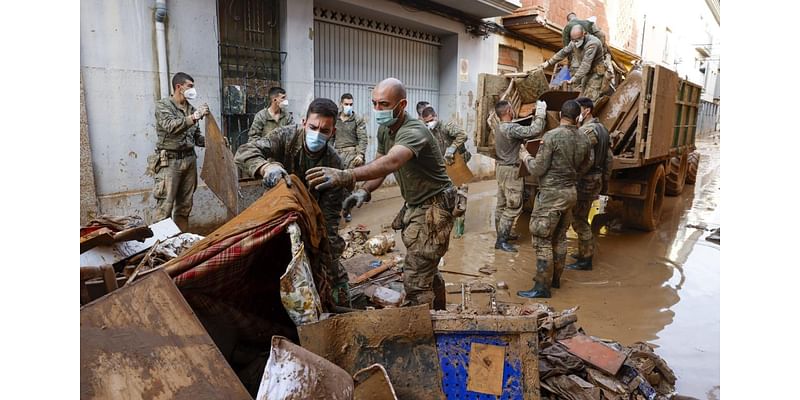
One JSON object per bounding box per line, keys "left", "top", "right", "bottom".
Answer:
{"left": 306, "top": 78, "right": 457, "bottom": 310}
{"left": 567, "top": 97, "right": 613, "bottom": 272}
{"left": 540, "top": 24, "right": 606, "bottom": 102}
{"left": 333, "top": 93, "right": 368, "bottom": 222}
{"left": 517, "top": 100, "right": 592, "bottom": 299}
{"left": 492, "top": 99, "right": 547, "bottom": 253}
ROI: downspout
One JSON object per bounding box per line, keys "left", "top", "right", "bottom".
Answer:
{"left": 155, "top": 0, "right": 169, "bottom": 99}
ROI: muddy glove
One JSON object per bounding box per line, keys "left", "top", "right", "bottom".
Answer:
{"left": 352, "top": 154, "right": 365, "bottom": 167}
{"left": 343, "top": 188, "right": 371, "bottom": 212}
{"left": 444, "top": 146, "right": 456, "bottom": 165}
{"left": 192, "top": 110, "right": 202, "bottom": 121}
{"left": 259, "top": 162, "right": 292, "bottom": 189}
{"left": 198, "top": 103, "right": 210, "bottom": 117}
{"left": 332, "top": 281, "right": 351, "bottom": 307}
{"left": 535, "top": 100, "right": 547, "bottom": 119}
{"left": 305, "top": 167, "right": 355, "bottom": 191}
{"left": 539, "top": 61, "right": 550, "bottom": 70}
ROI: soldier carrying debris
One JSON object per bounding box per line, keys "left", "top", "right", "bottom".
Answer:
{"left": 234, "top": 98, "right": 350, "bottom": 306}
{"left": 517, "top": 100, "right": 592, "bottom": 299}
{"left": 305, "top": 77, "right": 456, "bottom": 310}
{"left": 540, "top": 24, "right": 606, "bottom": 101}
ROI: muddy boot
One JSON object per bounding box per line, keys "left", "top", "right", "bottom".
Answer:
{"left": 507, "top": 232, "right": 520, "bottom": 241}
{"left": 552, "top": 252, "right": 566, "bottom": 288}
{"left": 432, "top": 274, "right": 447, "bottom": 310}
{"left": 494, "top": 219, "right": 517, "bottom": 252}
{"left": 566, "top": 257, "right": 593, "bottom": 271}
{"left": 517, "top": 259, "right": 551, "bottom": 298}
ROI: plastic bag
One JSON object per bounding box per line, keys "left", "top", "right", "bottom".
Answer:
{"left": 280, "top": 223, "right": 323, "bottom": 326}
{"left": 550, "top": 65, "right": 572, "bottom": 87}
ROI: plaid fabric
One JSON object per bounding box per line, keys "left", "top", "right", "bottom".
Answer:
{"left": 160, "top": 179, "right": 338, "bottom": 342}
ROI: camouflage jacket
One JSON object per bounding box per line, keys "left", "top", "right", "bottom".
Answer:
{"left": 333, "top": 112, "right": 368, "bottom": 155}
{"left": 234, "top": 124, "right": 345, "bottom": 229}
{"left": 495, "top": 118, "right": 545, "bottom": 165}
{"left": 154, "top": 98, "right": 205, "bottom": 151}
{"left": 548, "top": 33, "right": 604, "bottom": 83}
{"left": 562, "top": 19, "right": 602, "bottom": 48}
{"left": 524, "top": 124, "right": 593, "bottom": 189}
{"left": 430, "top": 120, "right": 468, "bottom": 156}
{"left": 579, "top": 117, "right": 613, "bottom": 183}
{"left": 248, "top": 107, "right": 294, "bottom": 142}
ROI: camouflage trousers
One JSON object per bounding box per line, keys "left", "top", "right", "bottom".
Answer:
{"left": 154, "top": 154, "right": 197, "bottom": 230}
{"left": 495, "top": 165, "right": 524, "bottom": 233}
{"left": 572, "top": 173, "right": 602, "bottom": 258}
{"left": 336, "top": 146, "right": 361, "bottom": 203}
{"left": 579, "top": 73, "right": 605, "bottom": 102}
{"left": 401, "top": 199, "right": 454, "bottom": 308}
{"left": 529, "top": 187, "right": 577, "bottom": 289}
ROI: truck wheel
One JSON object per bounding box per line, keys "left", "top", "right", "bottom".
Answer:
{"left": 685, "top": 151, "right": 700, "bottom": 184}
{"left": 665, "top": 152, "right": 688, "bottom": 196}
{"left": 622, "top": 164, "right": 666, "bottom": 231}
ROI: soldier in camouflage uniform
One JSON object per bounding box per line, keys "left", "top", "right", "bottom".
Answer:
{"left": 416, "top": 101, "right": 431, "bottom": 120}
{"left": 567, "top": 97, "right": 613, "bottom": 271}
{"left": 540, "top": 25, "right": 605, "bottom": 101}
{"left": 306, "top": 78, "right": 456, "bottom": 310}
{"left": 492, "top": 99, "right": 547, "bottom": 252}
{"left": 234, "top": 98, "right": 350, "bottom": 306}
{"left": 420, "top": 106, "right": 471, "bottom": 164}
{"left": 248, "top": 86, "right": 294, "bottom": 143}
{"left": 334, "top": 93, "right": 368, "bottom": 222}
{"left": 517, "top": 100, "right": 592, "bottom": 299}
{"left": 151, "top": 72, "right": 209, "bottom": 232}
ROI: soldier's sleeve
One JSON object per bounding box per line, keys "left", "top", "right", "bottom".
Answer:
{"left": 525, "top": 135, "right": 553, "bottom": 178}
{"left": 603, "top": 146, "right": 614, "bottom": 184}
{"left": 448, "top": 122, "right": 467, "bottom": 149}
{"left": 549, "top": 43, "right": 573, "bottom": 65}
{"left": 507, "top": 123, "right": 539, "bottom": 140}
{"left": 573, "top": 41, "right": 599, "bottom": 81}
{"left": 530, "top": 116, "right": 546, "bottom": 138}
{"left": 562, "top": 26, "right": 571, "bottom": 48}
{"left": 356, "top": 116, "right": 368, "bottom": 156}
{"left": 285, "top": 112, "right": 295, "bottom": 126}
{"left": 247, "top": 110, "right": 267, "bottom": 142}
{"left": 577, "top": 135, "right": 594, "bottom": 176}
{"left": 155, "top": 102, "right": 195, "bottom": 136}
{"left": 234, "top": 129, "right": 285, "bottom": 177}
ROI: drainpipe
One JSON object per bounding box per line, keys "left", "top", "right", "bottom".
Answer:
{"left": 155, "top": 0, "right": 169, "bottom": 99}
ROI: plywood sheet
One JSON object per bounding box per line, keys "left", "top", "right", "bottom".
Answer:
{"left": 80, "top": 269, "right": 250, "bottom": 399}
{"left": 446, "top": 152, "right": 474, "bottom": 186}
{"left": 201, "top": 114, "right": 239, "bottom": 217}
{"left": 644, "top": 65, "right": 679, "bottom": 160}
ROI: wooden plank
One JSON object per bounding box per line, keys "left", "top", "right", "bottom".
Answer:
{"left": 644, "top": 65, "right": 679, "bottom": 161}
{"left": 445, "top": 152, "right": 474, "bottom": 186}
{"left": 201, "top": 114, "right": 239, "bottom": 218}
{"left": 80, "top": 218, "right": 180, "bottom": 267}
{"left": 80, "top": 269, "right": 251, "bottom": 399}
{"left": 80, "top": 228, "right": 114, "bottom": 254}
{"left": 558, "top": 334, "right": 626, "bottom": 375}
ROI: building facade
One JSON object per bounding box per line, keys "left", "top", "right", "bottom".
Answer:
{"left": 80, "top": 0, "right": 519, "bottom": 229}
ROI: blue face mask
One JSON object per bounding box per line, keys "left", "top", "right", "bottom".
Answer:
{"left": 343, "top": 105, "right": 353, "bottom": 115}
{"left": 305, "top": 128, "right": 328, "bottom": 152}
{"left": 374, "top": 102, "right": 402, "bottom": 127}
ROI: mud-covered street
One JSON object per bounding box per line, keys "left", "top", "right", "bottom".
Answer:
{"left": 348, "top": 135, "right": 721, "bottom": 399}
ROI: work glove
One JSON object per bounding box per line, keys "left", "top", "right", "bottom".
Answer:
{"left": 535, "top": 100, "right": 547, "bottom": 119}
{"left": 332, "top": 281, "right": 351, "bottom": 307}
{"left": 192, "top": 110, "right": 203, "bottom": 121}
{"left": 259, "top": 162, "right": 292, "bottom": 189}
{"left": 352, "top": 154, "right": 365, "bottom": 167}
{"left": 444, "top": 146, "right": 456, "bottom": 165}
{"left": 305, "top": 166, "right": 355, "bottom": 191}
{"left": 198, "top": 103, "right": 210, "bottom": 117}
{"left": 538, "top": 61, "right": 549, "bottom": 70}
{"left": 342, "top": 188, "right": 371, "bottom": 212}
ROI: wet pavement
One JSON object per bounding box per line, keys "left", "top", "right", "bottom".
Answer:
{"left": 347, "top": 135, "right": 720, "bottom": 399}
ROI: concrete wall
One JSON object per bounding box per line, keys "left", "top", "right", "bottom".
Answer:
{"left": 280, "top": 0, "right": 316, "bottom": 120}
{"left": 81, "top": 0, "right": 226, "bottom": 229}
{"left": 80, "top": 74, "right": 100, "bottom": 225}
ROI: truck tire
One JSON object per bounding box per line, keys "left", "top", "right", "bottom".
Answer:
{"left": 685, "top": 151, "right": 700, "bottom": 184}
{"left": 665, "top": 152, "right": 688, "bottom": 196}
{"left": 622, "top": 164, "right": 666, "bottom": 231}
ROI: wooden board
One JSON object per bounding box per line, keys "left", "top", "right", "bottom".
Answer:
{"left": 558, "top": 334, "right": 626, "bottom": 375}
{"left": 518, "top": 139, "right": 542, "bottom": 178}
{"left": 80, "top": 228, "right": 114, "bottom": 254}
{"left": 201, "top": 114, "right": 239, "bottom": 217}
{"left": 80, "top": 269, "right": 251, "bottom": 399}
{"left": 476, "top": 73, "right": 511, "bottom": 156}
{"left": 466, "top": 343, "right": 506, "bottom": 395}
{"left": 644, "top": 65, "right": 679, "bottom": 161}
{"left": 445, "top": 152, "right": 474, "bottom": 186}
{"left": 80, "top": 218, "right": 180, "bottom": 267}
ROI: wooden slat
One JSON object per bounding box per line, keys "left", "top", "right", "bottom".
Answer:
{"left": 201, "top": 114, "right": 239, "bottom": 218}
{"left": 644, "top": 65, "right": 679, "bottom": 161}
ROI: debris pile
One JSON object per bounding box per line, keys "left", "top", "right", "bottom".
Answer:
{"left": 340, "top": 224, "right": 371, "bottom": 259}
{"left": 510, "top": 303, "right": 677, "bottom": 400}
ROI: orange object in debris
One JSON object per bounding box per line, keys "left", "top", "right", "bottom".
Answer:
{"left": 558, "top": 334, "right": 626, "bottom": 375}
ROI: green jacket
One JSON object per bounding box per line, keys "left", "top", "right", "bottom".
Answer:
{"left": 430, "top": 120, "right": 467, "bottom": 156}
{"left": 248, "top": 107, "right": 294, "bottom": 142}
{"left": 524, "top": 124, "right": 592, "bottom": 190}
{"left": 154, "top": 98, "right": 205, "bottom": 151}
{"left": 333, "top": 112, "right": 368, "bottom": 155}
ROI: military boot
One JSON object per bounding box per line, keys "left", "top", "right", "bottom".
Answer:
{"left": 517, "top": 259, "right": 552, "bottom": 298}
{"left": 507, "top": 231, "right": 520, "bottom": 241}
{"left": 494, "top": 219, "right": 518, "bottom": 252}
{"left": 567, "top": 239, "right": 593, "bottom": 271}
{"left": 566, "top": 257, "right": 593, "bottom": 271}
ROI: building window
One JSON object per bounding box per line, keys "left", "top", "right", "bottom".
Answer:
{"left": 498, "top": 45, "right": 523, "bottom": 74}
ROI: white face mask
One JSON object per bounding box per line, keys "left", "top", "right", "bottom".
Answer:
{"left": 279, "top": 99, "right": 289, "bottom": 109}
{"left": 572, "top": 38, "right": 584, "bottom": 48}
{"left": 183, "top": 87, "right": 197, "bottom": 101}
{"left": 577, "top": 113, "right": 585, "bottom": 124}
{"left": 343, "top": 105, "right": 353, "bottom": 115}
{"left": 426, "top": 120, "right": 438, "bottom": 130}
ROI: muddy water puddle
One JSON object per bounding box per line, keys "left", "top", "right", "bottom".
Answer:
{"left": 348, "top": 138, "right": 720, "bottom": 399}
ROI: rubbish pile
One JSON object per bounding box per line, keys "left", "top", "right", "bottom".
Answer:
{"left": 509, "top": 303, "right": 677, "bottom": 400}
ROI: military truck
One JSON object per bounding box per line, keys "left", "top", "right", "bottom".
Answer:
{"left": 475, "top": 63, "right": 702, "bottom": 231}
